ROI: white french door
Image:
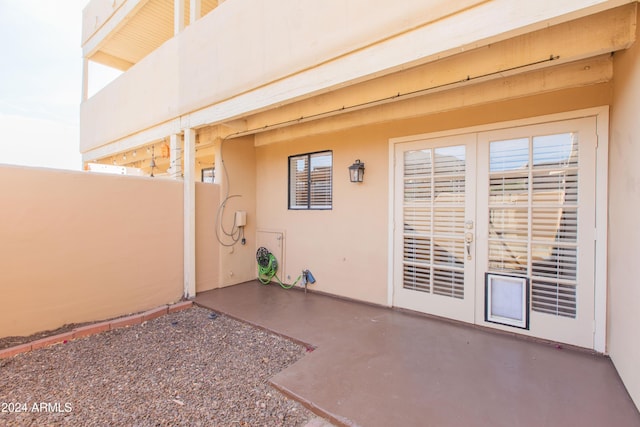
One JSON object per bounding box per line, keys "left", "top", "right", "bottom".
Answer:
{"left": 393, "top": 134, "right": 476, "bottom": 323}
{"left": 393, "top": 115, "right": 599, "bottom": 349}
{"left": 475, "top": 117, "right": 596, "bottom": 348}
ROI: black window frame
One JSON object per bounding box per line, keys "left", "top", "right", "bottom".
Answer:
{"left": 288, "top": 150, "right": 333, "bottom": 210}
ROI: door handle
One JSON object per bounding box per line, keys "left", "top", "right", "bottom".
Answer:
{"left": 465, "top": 232, "right": 474, "bottom": 260}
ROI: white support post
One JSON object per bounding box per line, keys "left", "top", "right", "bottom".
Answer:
{"left": 174, "top": 0, "right": 185, "bottom": 35}
{"left": 169, "top": 133, "right": 183, "bottom": 178}
{"left": 190, "top": 0, "right": 201, "bottom": 24}
{"left": 81, "top": 57, "right": 89, "bottom": 102}
{"left": 183, "top": 128, "right": 196, "bottom": 298}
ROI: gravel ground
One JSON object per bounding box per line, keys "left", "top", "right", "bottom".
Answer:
{"left": 0, "top": 323, "right": 88, "bottom": 351}
{"left": 0, "top": 307, "right": 315, "bottom": 426}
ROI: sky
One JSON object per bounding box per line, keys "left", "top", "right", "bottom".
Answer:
{"left": 0, "top": 0, "right": 119, "bottom": 170}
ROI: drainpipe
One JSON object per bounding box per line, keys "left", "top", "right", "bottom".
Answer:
{"left": 183, "top": 128, "right": 196, "bottom": 298}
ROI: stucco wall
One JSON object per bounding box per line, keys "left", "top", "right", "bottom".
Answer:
{"left": 196, "top": 182, "right": 220, "bottom": 292}
{"left": 80, "top": 37, "right": 180, "bottom": 152}
{"left": 216, "top": 136, "right": 258, "bottom": 287}
{"left": 0, "top": 166, "right": 219, "bottom": 338}
{"left": 609, "top": 15, "right": 640, "bottom": 408}
{"left": 254, "top": 84, "right": 612, "bottom": 306}
{"left": 256, "top": 128, "right": 390, "bottom": 305}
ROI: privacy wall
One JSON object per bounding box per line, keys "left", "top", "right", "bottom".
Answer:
{"left": 609, "top": 13, "right": 640, "bottom": 409}
{"left": 0, "top": 166, "right": 219, "bottom": 338}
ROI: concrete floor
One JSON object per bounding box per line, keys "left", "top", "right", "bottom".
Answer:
{"left": 196, "top": 282, "right": 640, "bottom": 427}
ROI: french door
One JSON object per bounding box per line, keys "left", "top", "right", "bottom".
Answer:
{"left": 393, "top": 116, "right": 598, "bottom": 349}
{"left": 393, "top": 133, "right": 476, "bottom": 323}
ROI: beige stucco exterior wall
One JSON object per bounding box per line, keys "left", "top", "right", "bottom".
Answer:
{"left": 0, "top": 166, "right": 220, "bottom": 338}
{"left": 216, "top": 136, "right": 257, "bottom": 287}
{"left": 256, "top": 128, "right": 390, "bottom": 305}
{"left": 254, "top": 83, "right": 612, "bottom": 306}
{"left": 196, "top": 182, "right": 220, "bottom": 292}
{"left": 609, "top": 11, "right": 640, "bottom": 408}
{"left": 80, "top": 37, "right": 180, "bottom": 152}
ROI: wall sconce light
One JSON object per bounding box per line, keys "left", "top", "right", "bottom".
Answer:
{"left": 348, "top": 159, "right": 365, "bottom": 183}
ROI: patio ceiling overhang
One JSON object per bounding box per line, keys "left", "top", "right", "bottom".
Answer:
{"left": 81, "top": 2, "right": 635, "bottom": 164}
{"left": 226, "top": 4, "right": 635, "bottom": 145}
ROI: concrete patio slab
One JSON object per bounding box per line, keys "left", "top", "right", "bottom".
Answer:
{"left": 196, "top": 282, "right": 640, "bottom": 427}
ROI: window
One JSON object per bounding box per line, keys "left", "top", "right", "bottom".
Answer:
{"left": 201, "top": 167, "right": 215, "bottom": 183}
{"left": 288, "top": 151, "right": 332, "bottom": 209}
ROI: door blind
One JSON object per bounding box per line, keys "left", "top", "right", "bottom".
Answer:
{"left": 488, "top": 133, "right": 579, "bottom": 318}
{"left": 403, "top": 146, "right": 466, "bottom": 299}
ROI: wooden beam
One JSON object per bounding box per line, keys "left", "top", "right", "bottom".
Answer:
{"left": 82, "top": 118, "right": 181, "bottom": 163}
{"left": 255, "top": 56, "right": 612, "bottom": 145}
{"left": 88, "top": 51, "right": 134, "bottom": 71}
{"left": 182, "top": 2, "right": 635, "bottom": 133}
{"left": 248, "top": 4, "right": 634, "bottom": 139}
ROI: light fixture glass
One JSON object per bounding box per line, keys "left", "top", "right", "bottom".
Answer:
{"left": 348, "top": 159, "right": 365, "bottom": 183}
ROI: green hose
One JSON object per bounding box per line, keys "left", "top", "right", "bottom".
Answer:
{"left": 256, "top": 247, "right": 302, "bottom": 289}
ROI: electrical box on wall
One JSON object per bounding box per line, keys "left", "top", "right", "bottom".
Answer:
{"left": 235, "top": 211, "right": 247, "bottom": 227}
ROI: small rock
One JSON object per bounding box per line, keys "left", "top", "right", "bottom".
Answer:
{"left": 0, "top": 307, "right": 313, "bottom": 425}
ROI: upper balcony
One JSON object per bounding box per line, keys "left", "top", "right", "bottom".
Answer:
{"left": 82, "top": 0, "right": 221, "bottom": 71}
{"left": 80, "top": 0, "right": 635, "bottom": 156}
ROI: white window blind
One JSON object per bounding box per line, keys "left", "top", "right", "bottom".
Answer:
{"left": 488, "top": 133, "right": 579, "bottom": 318}
{"left": 289, "top": 151, "right": 332, "bottom": 209}
{"left": 403, "top": 146, "right": 466, "bottom": 299}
